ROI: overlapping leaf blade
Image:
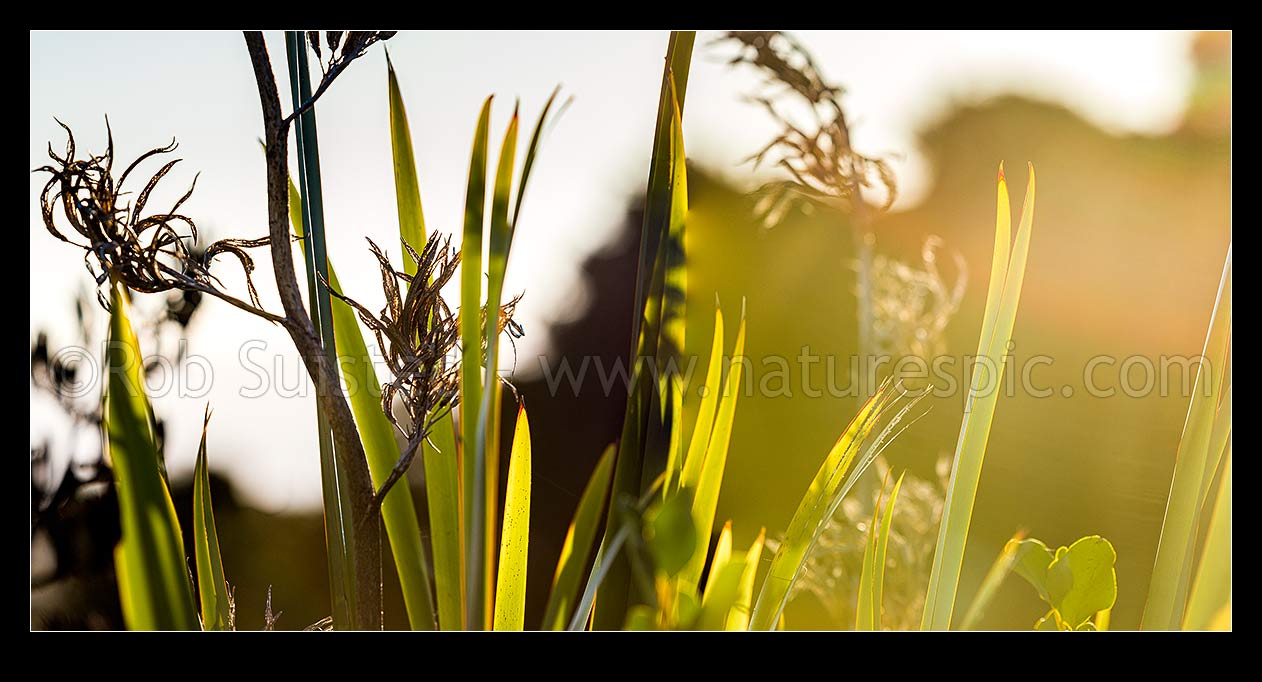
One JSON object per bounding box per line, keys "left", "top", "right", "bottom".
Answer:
{"left": 856, "top": 472, "right": 904, "bottom": 631}
{"left": 593, "top": 31, "right": 695, "bottom": 630}
{"left": 1142, "top": 245, "right": 1232, "bottom": 630}
{"left": 679, "top": 305, "right": 746, "bottom": 594}
{"left": 1183, "top": 447, "right": 1232, "bottom": 630}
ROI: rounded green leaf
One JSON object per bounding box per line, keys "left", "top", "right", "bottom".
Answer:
{"left": 1046, "top": 535, "right": 1118, "bottom": 628}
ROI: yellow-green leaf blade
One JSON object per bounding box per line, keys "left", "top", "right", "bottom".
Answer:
{"left": 193, "top": 410, "right": 231, "bottom": 631}
{"left": 493, "top": 406, "right": 532, "bottom": 631}
{"left": 702, "top": 521, "right": 734, "bottom": 602}
{"left": 1143, "top": 245, "right": 1232, "bottom": 630}
{"left": 922, "top": 164, "right": 1037, "bottom": 630}
{"left": 679, "top": 300, "right": 724, "bottom": 493}
{"left": 857, "top": 472, "right": 903, "bottom": 631}
{"left": 386, "top": 52, "right": 427, "bottom": 271}
{"left": 697, "top": 554, "right": 746, "bottom": 631}
{"left": 460, "top": 97, "right": 493, "bottom": 630}
{"left": 105, "top": 282, "right": 198, "bottom": 630}
{"left": 478, "top": 107, "right": 520, "bottom": 628}
{"left": 870, "top": 473, "right": 904, "bottom": 631}
{"left": 382, "top": 58, "right": 463, "bottom": 630}
{"left": 662, "top": 374, "right": 686, "bottom": 499}
{"left": 1183, "top": 446, "right": 1232, "bottom": 630}
{"left": 726, "top": 528, "right": 765, "bottom": 631}
{"left": 656, "top": 70, "right": 689, "bottom": 364}
{"left": 855, "top": 516, "right": 878, "bottom": 631}
{"left": 423, "top": 415, "right": 462, "bottom": 630}
{"left": 680, "top": 306, "right": 746, "bottom": 594}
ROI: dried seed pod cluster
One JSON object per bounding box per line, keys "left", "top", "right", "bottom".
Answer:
{"left": 36, "top": 122, "right": 273, "bottom": 316}
{"left": 325, "top": 233, "right": 523, "bottom": 453}
{"left": 306, "top": 31, "right": 398, "bottom": 75}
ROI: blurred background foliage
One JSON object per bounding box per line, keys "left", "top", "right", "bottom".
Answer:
{"left": 31, "top": 32, "right": 1229, "bottom": 630}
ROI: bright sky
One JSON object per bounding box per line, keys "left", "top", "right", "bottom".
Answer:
{"left": 29, "top": 30, "right": 1198, "bottom": 511}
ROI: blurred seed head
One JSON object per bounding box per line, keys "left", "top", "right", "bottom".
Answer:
{"left": 869, "top": 236, "right": 967, "bottom": 363}
{"left": 792, "top": 454, "right": 950, "bottom": 630}
{"left": 714, "top": 30, "right": 898, "bottom": 225}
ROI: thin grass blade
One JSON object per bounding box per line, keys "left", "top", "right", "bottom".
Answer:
{"left": 679, "top": 299, "right": 725, "bottom": 493}
{"left": 511, "top": 86, "right": 563, "bottom": 232}
{"left": 855, "top": 513, "right": 878, "bottom": 631}
{"left": 423, "top": 420, "right": 461, "bottom": 630}
{"left": 856, "top": 470, "right": 895, "bottom": 631}
{"left": 869, "top": 473, "right": 904, "bottom": 630}
{"left": 662, "top": 374, "right": 686, "bottom": 499}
